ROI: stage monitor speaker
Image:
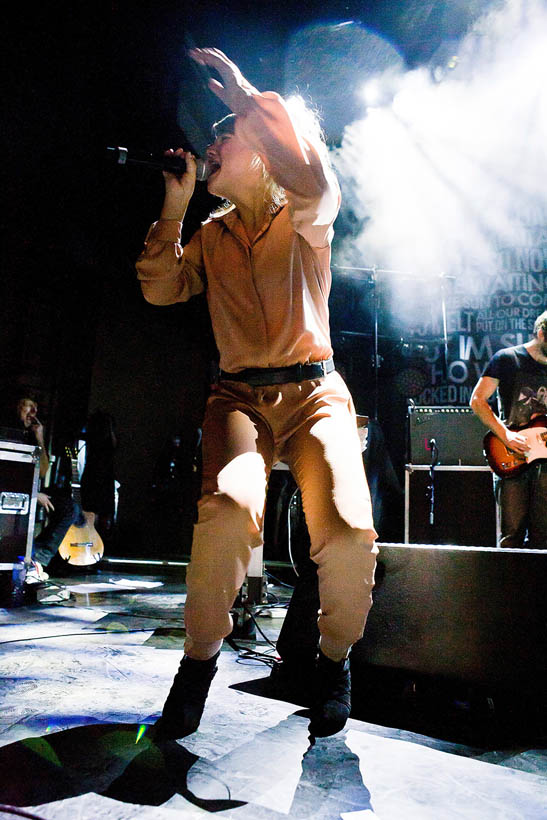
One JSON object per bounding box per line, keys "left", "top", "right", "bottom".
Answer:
{"left": 405, "top": 465, "right": 497, "bottom": 547}
{"left": 408, "top": 406, "right": 486, "bottom": 465}
{"left": 352, "top": 543, "right": 546, "bottom": 694}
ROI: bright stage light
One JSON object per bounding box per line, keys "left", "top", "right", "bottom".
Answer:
{"left": 430, "top": 38, "right": 463, "bottom": 84}
{"left": 358, "top": 65, "right": 404, "bottom": 109}
{"left": 332, "top": 0, "right": 547, "bottom": 331}
{"left": 360, "top": 78, "right": 382, "bottom": 107}
{"left": 284, "top": 22, "right": 404, "bottom": 139}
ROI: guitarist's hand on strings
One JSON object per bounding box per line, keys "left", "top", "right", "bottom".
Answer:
{"left": 503, "top": 428, "right": 530, "bottom": 455}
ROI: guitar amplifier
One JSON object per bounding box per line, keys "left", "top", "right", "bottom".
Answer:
{"left": 0, "top": 439, "right": 41, "bottom": 564}
{"left": 408, "top": 406, "right": 487, "bottom": 466}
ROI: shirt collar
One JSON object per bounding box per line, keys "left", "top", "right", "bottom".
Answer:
{"left": 219, "top": 203, "right": 284, "bottom": 245}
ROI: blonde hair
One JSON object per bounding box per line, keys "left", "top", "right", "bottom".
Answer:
{"left": 252, "top": 154, "right": 287, "bottom": 213}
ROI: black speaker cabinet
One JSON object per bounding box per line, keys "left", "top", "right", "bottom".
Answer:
{"left": 405, "top": 465, "right": 498, "bottom": 547}
{"left": 408, "top": 406, "right": 487, "bottom": 465}
{"left": 353, "top": 543, "right": 546, "bottom": 693}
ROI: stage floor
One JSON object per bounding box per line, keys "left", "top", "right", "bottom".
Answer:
{"left": 1, "top": 564, "right": 546, "bottom": 819}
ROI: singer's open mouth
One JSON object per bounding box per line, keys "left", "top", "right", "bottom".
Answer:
{"left": 208, "top": 160, "right": 221, "bottom": 176}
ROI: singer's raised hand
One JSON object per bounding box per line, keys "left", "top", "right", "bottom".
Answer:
{"left": 188, "top": 48, "right": 257, "bottom": 116}
{"left": 160, "top": 148, "right": 197, "bottom": 221}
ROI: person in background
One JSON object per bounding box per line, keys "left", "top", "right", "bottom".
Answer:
{"left": 470, "top": 310, "right": 547, "bottom": 548}
{"left": 136, "top": 48, "right": 377, "bottom": 740}
{"left": 81, "top": 410, "right": 117, "bottom": 545}
{"left": 10, "top": 396, "right": 55, "bottom": 582}
{"left": 16, "top": 397, "right": 52, "bottom": 504}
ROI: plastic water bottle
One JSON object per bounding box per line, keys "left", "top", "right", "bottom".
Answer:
{"left": 11, "top": 557, "right": 27, "bottom": 607}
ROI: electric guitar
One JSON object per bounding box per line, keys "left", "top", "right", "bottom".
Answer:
{"left": 483, "top": 415, "right": 547, "bottom": 478}
{"left": 57, "top": 446, "right": 104, "bottom": 566}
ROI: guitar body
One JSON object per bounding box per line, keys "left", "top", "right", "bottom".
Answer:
{"left": 58, "top": 510, "right": 105, "bottom": 566}
{"left": 55, "top": 445, "right": 105, "bottom": 566}
{"left": 483, "top": 415, "right": 547, "bottom": 478}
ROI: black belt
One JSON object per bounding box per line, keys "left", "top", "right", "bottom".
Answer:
{"left": 219, "top": 358, "right": 335, "bottom": 387}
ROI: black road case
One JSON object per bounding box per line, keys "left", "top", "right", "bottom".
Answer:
{"left": 0, "top": 439, "right": 41, "bottom": 570}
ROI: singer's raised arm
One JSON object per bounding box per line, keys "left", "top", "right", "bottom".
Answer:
{"left": 190, "top": 48, "right": 340, "bottom": 250}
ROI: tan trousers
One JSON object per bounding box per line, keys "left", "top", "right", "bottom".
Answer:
{"left": 184, "top": 371, "right": 378, "bottom": 662}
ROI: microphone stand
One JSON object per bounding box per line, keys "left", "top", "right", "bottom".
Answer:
{"left": 428, "top": 438, "right": 439, "bottom": 526}
{"left": 332, "top": 265, "right": 455, "bottom": 422}
{"left": 371, "top": 266, "right": 379, "bottom": 421}
{"left": 439, "top": 273, "right": 450, "bottom": 380}
{"left": 331, "top": 266, "right": 458, "bottom": 436}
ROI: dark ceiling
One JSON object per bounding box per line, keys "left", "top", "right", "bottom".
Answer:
{"left": 4, "top": 0, "right": 494, "bottom": 279}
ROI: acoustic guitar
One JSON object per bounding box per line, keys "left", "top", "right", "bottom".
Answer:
{"left": 483, "top": 414, "right": 547, "bottom": 478}
{"left": 57, "top": 446, "right": 104, "bottom": 566}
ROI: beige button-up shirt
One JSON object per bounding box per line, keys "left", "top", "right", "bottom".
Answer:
{"left": 137, "top": 90, "right": 341, "bottom": 373}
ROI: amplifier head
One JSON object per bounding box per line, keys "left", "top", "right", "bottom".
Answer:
{"left": 408, "top": 406, "right": 487, "bottom": 466}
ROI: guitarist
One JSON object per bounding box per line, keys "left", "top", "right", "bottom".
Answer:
{"left": 470, "top": 310, "right": 547, "bottom": 548}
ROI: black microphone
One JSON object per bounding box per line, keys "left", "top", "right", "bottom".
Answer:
{"left": 107, "top": 146, "right": 209, "bottom": 181}
{"left": 429, "top": 438, "right": 437, "bottom": 450}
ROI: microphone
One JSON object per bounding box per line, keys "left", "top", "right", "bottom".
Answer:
{"left": 107, "top": 146, "right": 209, "bottom": 181}
{"left": 428, "top": 438, "right": 437, "bottom": 450}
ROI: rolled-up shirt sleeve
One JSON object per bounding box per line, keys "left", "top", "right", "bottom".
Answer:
{"left": 136, "top": 219, "right": 205, "bottom": 305}
{"left": 235, "top": 91, "right": 340, "bottom": 249}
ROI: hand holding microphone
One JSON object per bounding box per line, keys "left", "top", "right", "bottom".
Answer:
{"left": 107, "top": 146, "right": 209, "bottom": 181}
{"left": 108, "top": 145, "right": 209, "bottom": 222}
{"left": 160, "top": 148, "right": 204, "bottom": 221}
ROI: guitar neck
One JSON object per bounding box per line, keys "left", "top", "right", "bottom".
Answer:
{"left": 69, "top": 455, "right": 82, "bottom": 506}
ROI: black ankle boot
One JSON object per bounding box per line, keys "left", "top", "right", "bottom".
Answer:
{"left": 308, "top": 650, "right": 351, "bottom": 738}
{"left": 153, "top": 651, "right": 220, "bottom": 741}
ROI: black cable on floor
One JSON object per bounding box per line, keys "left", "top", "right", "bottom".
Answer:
{"left": 225, "top": 608, "right": 280, "bottom": 669}
{"left": 242, "top": 602, "right": 277, "bottom": 649}
{"left": 235, "top": 649, "right": 279, "bottom": 669}
{"left": 227, "top": 601, "right": 285, "bottom": 671}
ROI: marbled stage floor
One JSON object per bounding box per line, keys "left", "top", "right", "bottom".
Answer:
{"left": 0, "top": 564, "right": 546, "bottom": 819}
